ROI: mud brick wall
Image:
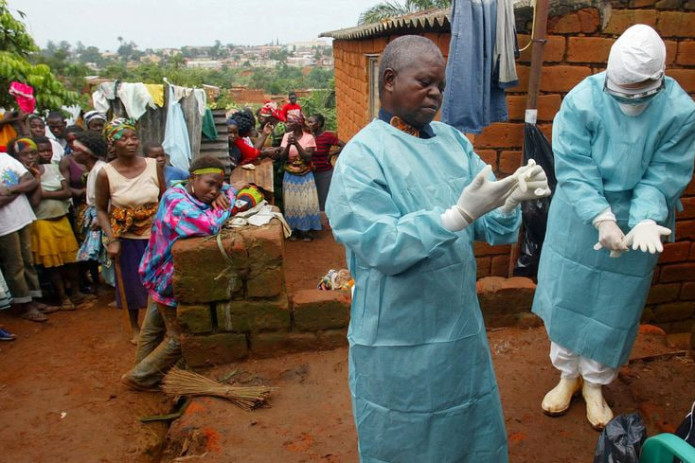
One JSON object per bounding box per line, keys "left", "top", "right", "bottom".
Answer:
{"left": 331, "top": 1, "right": 695, "bottom": 333}
{"left": 171, "top": 221, "right": 350, "bottom": 367}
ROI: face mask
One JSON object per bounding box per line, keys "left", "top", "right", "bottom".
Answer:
{"left": 618, "top": 102, "right": 648, "bottom": 116}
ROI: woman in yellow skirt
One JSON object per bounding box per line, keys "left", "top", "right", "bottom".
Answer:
{"left": 12, "top": 137, "right": 93, "bottom": 310}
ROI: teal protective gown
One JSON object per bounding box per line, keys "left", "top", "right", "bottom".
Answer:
{"left": 326, "top": 119, "right": 520, "bottom": 463}
{"left": 533, "top": 72, "right": 695, "bottom": 369}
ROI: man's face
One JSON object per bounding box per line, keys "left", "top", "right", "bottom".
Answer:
{"left": 384, "top": 53, "right": 446, "bottom": 128}
{"left": 29, "top": 119, "right": 45, "bottom": 138}
{"left": 146, "top": 146, "right": 167, "bottom": 167}
{"left": 289, "top": 94, "right": 297, "bottom": 104}
{"left": 47, "top": 118, "right": 66, "bottom": 139}
{"left": 88, "top": 118, "right": 105, "bottom": 133}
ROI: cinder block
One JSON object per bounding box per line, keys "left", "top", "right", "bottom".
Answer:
{"left": 216, "top": 295, "right": 290, "bottom": 333}
{"left": 172, "top": 233, "right": 247, "bottom": 303}
{"left": 181, "top": 333, "right": 248, "bottom": 368}
{"left": 177, "top": 304, "right": 213, "bottom": 334}
{"left": 292, "top": 289, "right": 351, "bottom": 331}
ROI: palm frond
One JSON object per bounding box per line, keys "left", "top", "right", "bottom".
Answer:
{"left": 358, "top": 1, "right": 409, "bottom": 25}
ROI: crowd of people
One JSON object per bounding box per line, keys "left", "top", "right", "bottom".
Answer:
{"left": 0, "top": 93, "right": 344, "bottom": 383}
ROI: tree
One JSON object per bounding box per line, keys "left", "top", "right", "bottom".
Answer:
{"left": 0, "top": 1, "right": 78, "bottom": 110}
{"left": 358, "top": 0, "right": 451, "bottom": 25}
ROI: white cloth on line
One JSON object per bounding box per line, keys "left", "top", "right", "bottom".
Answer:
{"left": 162, "top": 85, "right": 192, "bottom": 170}
{"left": 550, "top": 342, "right": 618, "bottom": 385}
{"left": 92, "top": 89, "right": 110, "bottom": 114}
{"left": 117, "top": 83, "right": 157, "bottom": 121}
{"left": 494, "top": 0, "right": 518, "bottom": 87}
{"left": 194, "top": 89, "right": 207, "bottom": 116}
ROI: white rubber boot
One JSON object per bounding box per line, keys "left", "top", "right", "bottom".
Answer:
{"left": 542, "top": 377, "right": 582, "bottom": 416}
{"left": 582, "top": 381, "right": 614, "bottom": 430}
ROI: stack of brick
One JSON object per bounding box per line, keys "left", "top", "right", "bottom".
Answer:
{"left": 330, "top": 0, "right": 695, "bottom": 333}
{"left": 171, "top": 221, "right": 350, "bottom": 368}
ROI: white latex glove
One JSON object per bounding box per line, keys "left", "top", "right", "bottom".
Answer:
{"left": 441, "top": 165, "right": 517, "bottom": 231}
{"left": 593, "top": 220, "right": 627, "bottom": 258}
{"left": 499, "top": 159, "right": 552, "bottom": 213}
{"left": 623, "top": 219, "right": 671, "bottom": 254}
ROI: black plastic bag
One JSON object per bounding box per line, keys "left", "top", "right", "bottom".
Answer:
{"left": 513, "top": 123, "right": 557, "bottom": 278}
{"left": 673, "top": 401, "right": 695, "bottom": 463}
{"left": 593, "top": 412, "right": 647, "bottom": 463}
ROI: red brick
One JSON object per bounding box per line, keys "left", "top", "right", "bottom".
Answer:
{"left": 685, "top": 178, "right": 695, "bottom": 196}
{"left": 603, "top": 9, "right": 658, "bottom": 35}
{"left": 505, "top": 65, "right": 530, "bottom": 92}
{"left": 659, "top": 241, "right": 692, "bottom": 263}
{"left": 653, "top": 302, "right": 695, "bottom": 322}
{"left": 567, "top": 37, "right": 614, "bottom": 64}
{"left": 646, "top": 283, "right": 682, "bottom": 304}
{"left": 541, "top": 65, "right": 593, "bottom": 93}
{"left": 476, "top": 257, "right": 491, "bottom": 279}
{"left": 474, "top": 123, "right": 524, "bottom": 149}
{"left": 668, "top": 69, "right": 695, "bottom": 93}
{"left": 499, "top": 150, "right": 523, "bottom": 174}
{"left": 475, "top": 149, "right": 498, "bottom": 167}
{"left": 677, "top": 41, "right": 695, "bottom": 66}
{"left": 680, "top": 282, "right": 695, "bottom": 300}
{"left": 506, "top": 94, "right": 563, "bottom": 122}
{"left": 181, "top": 333, "right": 248, "bottom": 368}
{"left": 438, "top": 34, "right": 450, "bottom": 57}
{"left": 678, "top": 197, "right": 695, "bottom": 220}
{"left": 246, "top": 266, "right": 284, "bottom": 299}
{"left": 660, "top": 262, "right": 695, "bottom": 282}
{"left": 641, "top": 306, "right": 656, "bottom": 323}
{"left": 676, "top": 220, "right": 695, "bottom": 240}
{"left": 629, "top": 0, "right": 657, "bottom": 6}
{"left": 474, "top": 242, "right": 512, "bottom": 257}
{"left": 538, "top": 123, "right": 554, "bottom": 142}
{"left": 292, "top": 289, "right": 351, "bottom": 331}
{"left": 548, "top": 13, "right": 581, "bottom": 34}
{"left": 517, "top": 35, "right": 565, "bottom": 63}
{"left": 653, "top": 265, "right": 661, "bottom": 284}
{"left": 656, "top": 12, "right": 695, "bottom": 37}
{"left": 664, "top": 40, "right": 678, "bottom": 65}
{"left": 577, "top": 8, "right": 601, "bottom": 33}
{"left": 491, "top": 255, "right": 510, "bottom": 277}
{"left": 690, "top": 242, "right": 695, "bottom": 259}
{"left": 477, "top": 276, "right": 536, "bottom": 326}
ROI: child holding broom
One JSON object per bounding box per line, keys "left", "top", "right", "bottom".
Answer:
{"left": 121, "top": 156, "right": 236, "bottom": 391}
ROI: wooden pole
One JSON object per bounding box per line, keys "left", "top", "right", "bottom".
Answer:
{"left": 114, "top": 260, "right": 133, "bottom": 339}
{"left": 508, "top": 0, "right": 551, "bottom": 278}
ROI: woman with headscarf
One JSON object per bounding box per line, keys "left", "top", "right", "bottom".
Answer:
{"left": 275, "top": 112, "right": 321, "bottom": 241}
{"left": 83, "top": 110, "right": 107, "bottom": 133}
{"left": 95, "top": 118, "right": 165, "bottom": 343}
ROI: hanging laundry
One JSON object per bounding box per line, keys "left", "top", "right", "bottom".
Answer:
{"left": 193, "top": 89, "right": 207, "bottom": 117}
{"left": 9, "top": 82, "right": 35, "bottom": 113}
{"left": 144, "top": 84, "right": 165, "bottom": 107}
{"left": 171, "top": 85, "right": 193, "bottom": 103}
{"left": 201, "top": 108, "right": 218, "bottom": 141}
{"left": 117, "top": 83, "right": 157, "bottom": 120}
{"left": 162, "top": 85, "right": 192, "bottom": 171}
{"left": 92, "top": 90, "right": 110, "bottom": 114}
{"left": 442, "top": 0, "right": 515, "bottom": 133}
{"left": 495, "top": 0, "right": 519, "bottom": 87}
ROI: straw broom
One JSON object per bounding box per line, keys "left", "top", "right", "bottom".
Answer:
{"left": 161, "top": 368, "right": 274, "bottom": 411}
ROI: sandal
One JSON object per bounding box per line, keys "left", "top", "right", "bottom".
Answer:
{"left": 40, "top": 305, "right": 61, "bottom": 314}
{"left": 302, "top": 234, "right": 314, "bottom": 242}
{"left": 60, "top": 299, "right": 76, "bottom": 311}
{"left": 21, "top": 311, "right": 48, "bottom": 323}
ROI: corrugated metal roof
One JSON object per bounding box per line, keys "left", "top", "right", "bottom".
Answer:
{"left": 319, "top": 7, "right": 451, "bottom": 40}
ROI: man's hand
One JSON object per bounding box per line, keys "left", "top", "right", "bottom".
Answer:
{"left": 211, "top": 192, "right": 230, "bottom": 210}
{"left": 623, "top": 220, "right": 671, "bottom": 254}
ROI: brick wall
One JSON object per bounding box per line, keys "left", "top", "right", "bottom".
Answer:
{"left": 332, "top": 1, "right": 695, "bottom": 333}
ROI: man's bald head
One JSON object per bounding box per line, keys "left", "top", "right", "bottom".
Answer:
{"left": 378, "top": 35, "right": 444, "bottom": 94}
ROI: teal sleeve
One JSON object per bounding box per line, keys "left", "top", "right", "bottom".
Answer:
{"left": 553, "top": 98, "right": 610, "bottom": 224}
{"left": 326, "top": 144, "right": 458, "bottom": 277}
{"left": 629, "top": 111, "right": 695, "bottom": 228}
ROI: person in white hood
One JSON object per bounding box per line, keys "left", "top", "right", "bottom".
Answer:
{"left": 532, "top": 24, "right": 695, "bottom": 430}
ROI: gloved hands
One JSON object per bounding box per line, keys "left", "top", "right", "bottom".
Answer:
{"left": 441, "top": 165, "right": 517, "bottom": 231}
{"left": 499, "top": 159, "right": 552, "bottom": 213}
{"left": 593, "top": 220, "right": 627, "bottom": 258}
{"left": 623, "top": 219, "right": 671, "bottom": 254}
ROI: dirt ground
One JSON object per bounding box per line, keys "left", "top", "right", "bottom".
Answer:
{"left": 0, "top": 229, "right": 692, "bottom": 463}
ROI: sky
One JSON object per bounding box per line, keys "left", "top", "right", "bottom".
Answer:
{"left": 12, "top": 0, "right": 382, "bottom": 51}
